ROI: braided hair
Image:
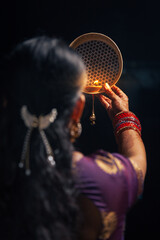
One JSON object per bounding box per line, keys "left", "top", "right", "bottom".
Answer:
{"left": 0, "top": 36, "right": 86, "bottom": 240}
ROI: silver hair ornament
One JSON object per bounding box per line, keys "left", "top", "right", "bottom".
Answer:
{"left": 19, "top": 106, "right": 57, "bottom": 176}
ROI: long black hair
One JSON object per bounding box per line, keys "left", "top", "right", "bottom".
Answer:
{"left": 0, "top": 36, "right": 86, "bottom": 240}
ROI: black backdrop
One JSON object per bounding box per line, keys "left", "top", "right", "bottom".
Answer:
{"left": 0, "top": 1, "right": 160, "bottom": 239}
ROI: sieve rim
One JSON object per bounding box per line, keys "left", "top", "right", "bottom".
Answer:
{"left": 70, "top": 32, "right": 123, "bottom": 94}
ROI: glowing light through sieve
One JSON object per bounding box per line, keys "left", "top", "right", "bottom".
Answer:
{"left": 70, "top": 33, "right": 123, "bottom": 124}
{"left": 94, "top": 80, "right": 100, "bottom": 86}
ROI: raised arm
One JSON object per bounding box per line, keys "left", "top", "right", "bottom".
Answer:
{"left": 98, "top": 84, "right": 147, "bottom": 179}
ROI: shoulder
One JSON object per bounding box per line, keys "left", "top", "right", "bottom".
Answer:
{"left": 74, "top": 150, "right": 143, "bottom": 206}
{"left": 95, "top": 150, "right": 144, "bottom": 199}
{"left": 92, "top": 150, "right": 125, "bottom": 175}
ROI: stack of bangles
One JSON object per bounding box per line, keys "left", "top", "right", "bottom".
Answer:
{"left": 113, "top": 111, "right": 142, "bottom": 137}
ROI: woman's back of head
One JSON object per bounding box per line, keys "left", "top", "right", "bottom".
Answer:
{"left": 0, "top": 36, "right": 86, "bottom": 240}
{"left": 9, "top": 36, "right": 85, "bottom": 114}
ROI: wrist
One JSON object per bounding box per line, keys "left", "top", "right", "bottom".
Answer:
{"left": 112, "top": 111, "right": 142, "bottom": 137}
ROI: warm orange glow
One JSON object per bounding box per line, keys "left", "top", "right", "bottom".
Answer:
{"left": 84, "top": 86, "right": 102, "bottom": 94}
{"left": 94, "top": 80, "right": 100, "bottom": 86}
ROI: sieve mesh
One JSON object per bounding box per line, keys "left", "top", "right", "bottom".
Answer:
{"left": 70, "top": 33, "right": 123, "bottom": 94}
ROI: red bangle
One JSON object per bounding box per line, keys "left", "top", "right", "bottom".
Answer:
{"left": 114, "top": 119, "right": 141, "bottom": 131}
{"left": 115, "top": 122, "right": 141, "bottom": 136}
{"left": 113, "top": 111, "right": 142, "bottom": 136}
{"left": 113, "top": 111, "right": 139, "bottom": 126}
{"left": 115, "top": 126, "right": 141, "bottom": 136}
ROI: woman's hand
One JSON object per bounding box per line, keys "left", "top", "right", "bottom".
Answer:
{"left": 98, "top": 83, "right": 129, "bottom": 121}
{"left": 99, "top": 83, "right": 147, "bottom": 179}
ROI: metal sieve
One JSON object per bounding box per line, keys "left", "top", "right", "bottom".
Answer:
{"left": 70, "top": 32, "right": 123, "bottom": 94}
{"left": 70, "top": 33, "right": 123, "bottom": 124}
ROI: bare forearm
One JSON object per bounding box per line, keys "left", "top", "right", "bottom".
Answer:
{"left": 116, "top": 129, "right": 147, "bottom": 179}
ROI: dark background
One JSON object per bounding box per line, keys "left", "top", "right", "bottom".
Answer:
{"left": 0, "top": 0, "right": 160, "bottom": 239}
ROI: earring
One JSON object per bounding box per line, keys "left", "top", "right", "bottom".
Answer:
{"left": 70, "top": 121, "right": 82, "bottom": 143}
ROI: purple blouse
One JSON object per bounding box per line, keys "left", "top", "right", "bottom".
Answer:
{"left": 75, "top": 150, "right": 143, "bottom": 240}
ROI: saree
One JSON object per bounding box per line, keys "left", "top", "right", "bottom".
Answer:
{"left": 75, "top": 150, "right": 143, "bottom": 240}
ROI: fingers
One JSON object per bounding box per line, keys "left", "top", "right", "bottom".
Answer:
{"left": 112, "top": 85, "right": 128, "bottom": 99}
{"left": 98, "top": 95, "right": 111, "bottom": 110}
{"left": 103, "top": 83, "right": 118, "bottom": 100}
{"left": 104, "top": 83, "right": 128, "bottom": 100}
{"left": 111, "top": 85, "right": 124, "bottom": 97}
{"left": 100, "top": 95, "right": 112, "bottom": 104}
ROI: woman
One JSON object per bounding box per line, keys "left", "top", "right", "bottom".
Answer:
{"left": 0, "top": 36, "right": 146, "bottom": 240}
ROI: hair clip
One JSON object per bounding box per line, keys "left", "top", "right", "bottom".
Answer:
{"left": 19, "top": 106, "right": 57, "bottom": 176}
